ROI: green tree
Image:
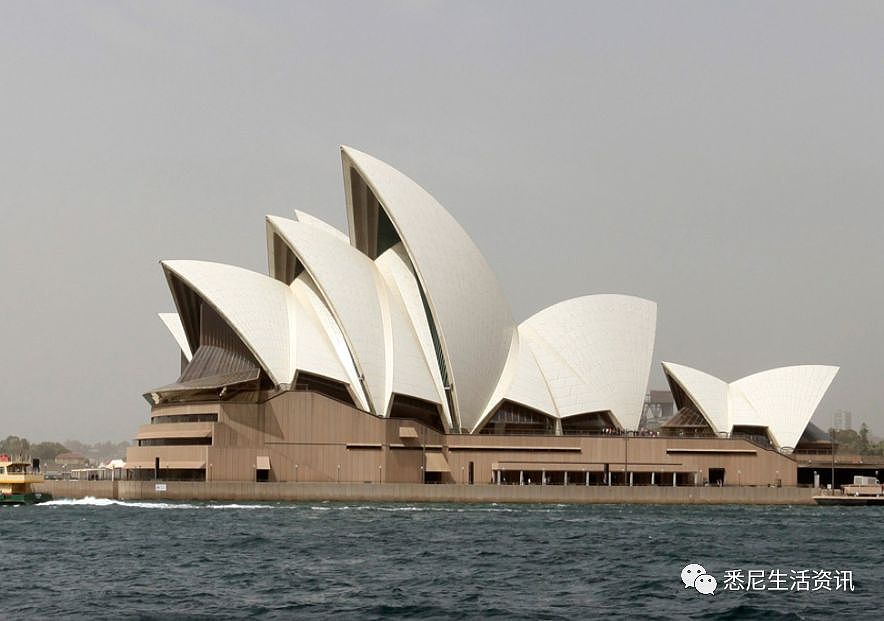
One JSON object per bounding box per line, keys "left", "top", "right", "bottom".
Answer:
{"left": 0, "top": 435, "right": 30, "bottom": 457}
{"left": 831, "top": 429, "right": 859, "bottom": 454}
{"left": 831, "top": 423, "right": 884, "bottom": 456}
{"left": 859, "top": 423, "right": 871, "bottom": 454}
{"left": 29, "top": 442, "right": 69, "bottom": 462}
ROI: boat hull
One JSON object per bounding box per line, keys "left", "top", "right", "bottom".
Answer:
{"left": 814, "top": 495, "right": 884, "bottom": 506}
{"left": 0, "top": 492, "right": 52, "bottom": 506}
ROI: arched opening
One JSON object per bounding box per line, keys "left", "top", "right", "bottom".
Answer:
{"left": 660, "top": 406, "right": 715, "bottom": 437}
{"left": 794, "top": 422, "right": 834, "bottom": 456}
{"left": 294, "top": 371, "right": 356, "bottom": 407}
{"left": 479, "top": 401, "right": 556, "bottom": 435}
{"left": 388, "top": 394, "right": 446, "bottom": 433}
{"left": 561, "top": 411, "right": 619, "bottom": 435}
{"left": 731, "top": 425, "right": 774, "bottom": 448}
{"left": 349, "top": 168, "right": 401, "bottom": 260}
{"left": 147, "top": 276, "right": 272, "bottom": 405}
{"left": 663, "top": 371, "right": 716, "bottom": 437}
{"left": 270, "top": 232, "right": 303, "bottom": 284}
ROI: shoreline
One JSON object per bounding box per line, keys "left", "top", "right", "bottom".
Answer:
{"left": 34, "top": 480, "right": 818, "bottom": 505}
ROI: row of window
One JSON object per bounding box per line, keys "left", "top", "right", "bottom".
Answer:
{"left": 138, "top": 437, "right": 212, "bottom": 447}
{"left": 151, "top": 413, "right": 218, "bottom": 424}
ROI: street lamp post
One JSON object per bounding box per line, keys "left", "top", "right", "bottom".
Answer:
{"left": 624, "top": 428, "right": 629, "bottom": 487}
{"left": 831, "top": 412, "right": 836, "bottom": 495}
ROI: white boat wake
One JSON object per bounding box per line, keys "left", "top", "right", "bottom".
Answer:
{"left": 38, "top": 497, "right": 275, "bottom": 510}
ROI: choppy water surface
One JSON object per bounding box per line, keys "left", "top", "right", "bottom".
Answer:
{"left": 1, "top": 499, "right": 881, "bottom": 619}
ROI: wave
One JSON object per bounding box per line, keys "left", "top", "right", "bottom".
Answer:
{"left": 38, "top": 497, "right": 275, "bottom": 510}
{"left": 38, "top": 498, "right": 551, "bottom": 513}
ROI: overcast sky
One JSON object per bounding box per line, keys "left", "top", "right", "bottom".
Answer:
{"left": 1, "top": 1, "right": 882, "bottom": 442}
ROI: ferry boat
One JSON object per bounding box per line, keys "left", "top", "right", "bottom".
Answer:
{"left": 814, "top": 475, "right": 884, "bottom": 506}
{"left": 0, "top": 455, "right": 52, "bottom": 505}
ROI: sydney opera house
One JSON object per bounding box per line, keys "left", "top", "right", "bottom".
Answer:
{"left": 126, "top": 147, "right": 838, "bottom": 487}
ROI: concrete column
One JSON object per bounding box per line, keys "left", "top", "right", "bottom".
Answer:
{"left": 555, "top": 419, "right": 563, "bottom": 436}
{"left": 673, "top": 472, "right": 677, "bottom": 487}
{"left": 629, "top": 472, "right": 634, "bottom": 487}
{"left": 542, "top": 470, "right": 546, "bottom": 486}
{"left": 651, "top": 472, "right": 655, "bottom": 486}
{"left": 496, "top": 470, "right": 501, "bottom": 485}
{"left": 608, "top": 473, "right": 612, "bottom": 487}
{"left": 564, "top": 472, "right": 568, "bottom": 486}
{"left": 585, "top": 471, "right": 589, "bottom": 486}
{"left": 520, "top": 470, "right": 524, "bottom": 485}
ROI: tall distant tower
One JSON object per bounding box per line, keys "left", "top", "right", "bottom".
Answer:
{"left": 833, "top": 410, "right": 853, "bottom": 431}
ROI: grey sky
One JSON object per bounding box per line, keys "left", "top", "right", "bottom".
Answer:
{"left": 1, "top": 1, "right": 882, "bottom": 442}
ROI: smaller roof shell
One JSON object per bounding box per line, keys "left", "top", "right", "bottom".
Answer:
{"left": 521, "top": 294, "right": 658, "bottom": 430}
{"left": 162, "top": 260, "right": 297, "bottom": 387}
{"left": 268, "top": 216, "right": 443, "bottom": 418}
{"left": 661, "top": 362, "right": 839, "bottom": 451}
{"left": 158, "top": 312, "right": 193, "bottom": 362}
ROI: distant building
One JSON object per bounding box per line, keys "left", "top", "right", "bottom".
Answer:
{"left": 640, "top": 390, "right": 675, "bottom": 430}
{"left": 71, "top": 460, "right": 126, "bottom": 481}
{"left": 54, "top": 452, "right": 88, "bottom": 467}
{"left": 833, "top": 410, "right": 853, "bottom": 431}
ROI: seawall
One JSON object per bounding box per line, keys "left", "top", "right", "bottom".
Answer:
{"left": 35, "top": 480, "right": 118, "bottom": 499}
{"left": 35, "top": 481, "right": 817, "bottom": 505}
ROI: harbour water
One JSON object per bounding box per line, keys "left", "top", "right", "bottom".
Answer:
{"left": 2, "top": 500, "right": 881, "bottom": 619}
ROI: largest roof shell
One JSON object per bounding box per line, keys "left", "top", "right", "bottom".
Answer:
{"left": 341, "top": 146, "right": 515, "bottom": 430}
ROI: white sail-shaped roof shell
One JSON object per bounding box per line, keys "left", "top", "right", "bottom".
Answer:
{"left": 376, "top": 244, "right": 454, "bottom": 430}
{"left": 731, "top": 366, "right": 839, "bottom": 451}
{"left": 382, "top": 272, "right": 448, "bottom": 414}
{"left": 266, "top": 212, "right": 348, "bottom": 284}
{"left": 293, "top": 209, "right": 349, "bottom": 244}
{"left": 520, "top": 295, "right": 657, "bottom": 430}
{"left": 660, "top": 362, "right": 729, "bottom": 433}
{"left": 662, "top": 362, "right": 839, "bottom": 451}
{"left": 287, "top": 276, "right": 363, "bottom": 402}
{"left": 162, "top": 260, "right": 359, "bottom": 395}
{"left": 342, "top": 146, "right": 515, "bottom": 430}
{"left": 158, "top": 312, "right": 192, "bottom": 362}
{"left": 473, "top": 330, "right": 558, "bottom": 433}
{"left": 162, "top": 260, "right": 298, "bottom": 386}
{"left": 267, "top": 216, "right": 441, "bottom": 417}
